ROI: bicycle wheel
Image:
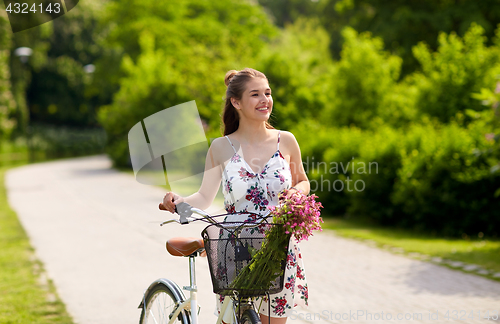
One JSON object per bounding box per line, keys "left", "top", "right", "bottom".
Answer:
{"left": 240, "top": 309, "right": 261, "bottom": 324}
{"left": 139, "top": 282, "right": 190, "bottom": 324}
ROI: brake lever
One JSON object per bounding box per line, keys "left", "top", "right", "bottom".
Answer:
{"left": 160, "top": 219, "right": 179, "bottom": 226}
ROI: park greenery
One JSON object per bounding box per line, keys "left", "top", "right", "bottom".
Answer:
{"left": 0, "top": 162, "right": 75, "bottom": 323}
{"left": 1, "top": 0, "right": 499, "bottom": 239}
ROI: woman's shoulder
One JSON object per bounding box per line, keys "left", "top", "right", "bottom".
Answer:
{"left": 277, "top": 130, "right": 298, "bottom": 144}
{"left": 209, "top": 136, "right": 230, "bottom": 152}
{"left": 209, "top": 136, "right": 236, "bottom": 160}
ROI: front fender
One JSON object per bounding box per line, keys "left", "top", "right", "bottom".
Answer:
{"left": 138, "top": 278, "right": 186, "bottom": 309}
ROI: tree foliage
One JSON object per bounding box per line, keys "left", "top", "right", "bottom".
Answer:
{"left": 96, "top": 0, "right": 277, "bottom": 166}
{"left": 322, "top": 27, "right": 405, "bottom": 129}
{"left": 256, "top": 18, "right": 334, "bottom": 130}
{"left": 259, "top": 0, "right": 500, "bottom": 74}
{"left": 412, "top": 23, "right": 500, "bottom": 123}
{"left": 3, "top": 0, "right": 500, "bottom": 237}
{"left": 292, "top": 24, "right": 500, "bottom": 237}
{"left": 0, "top": 9, "right": 15, "bottom": 140}
{"left": 26, "top": 0, "right": 105, "bottom": 127}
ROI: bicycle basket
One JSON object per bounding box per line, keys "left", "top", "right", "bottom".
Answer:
{"left": 201, "top": 221, "right": 289, "bottom": 297}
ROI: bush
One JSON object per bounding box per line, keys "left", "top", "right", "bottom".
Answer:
{"left": 293, "top": 121, "right": 366, "bottom": 215}
{"left": 345, "top": 125, "right": 404, "bottom": 222}
{"left": 97, "top": 0, "right": 277, "bottom": 167}
{"left": 298, "top": 118, "right": 500, "bottom": 237}
{"left": 29, "top": 124, "right": 107, "bottom": 159}
{"left": 256, "top": 18, "right": 334, "bottom": 130}
{"left": 391, "top": 121, "right": 500, "bottom": 237}
{"left": 322, "top": 27, "right": 406, "bottom": 129}
{"left": 412, "top": 23, "right": 500, "bottom": 124}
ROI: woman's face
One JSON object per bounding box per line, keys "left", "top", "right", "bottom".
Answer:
{"left": 232, "top": 77, "right": 273, "bottom": 122}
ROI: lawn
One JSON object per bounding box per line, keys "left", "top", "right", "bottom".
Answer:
{"left": 0, "top": 146, "right": 74, "bottom": 323}
{"left": 323, "top": 216, "right": 500, "bottom": 279}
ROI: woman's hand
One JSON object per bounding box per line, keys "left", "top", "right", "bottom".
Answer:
{"left": 159, "top": 192, "right": 184, "bottom": 213}
{"left": 285, "top": 186, "right": 303, "bottom": 199}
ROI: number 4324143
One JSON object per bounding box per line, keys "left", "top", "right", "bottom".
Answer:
{"left": 5, "top": 2, "right": 61, "bottom": 14}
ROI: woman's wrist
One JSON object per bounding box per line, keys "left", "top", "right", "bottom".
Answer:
{"left": 290, "top": 186, "right": 302, "bottom": 193}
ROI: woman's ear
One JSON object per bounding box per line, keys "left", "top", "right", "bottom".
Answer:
{"left": 231, "top": 98, "right": 240, "bottom": 109}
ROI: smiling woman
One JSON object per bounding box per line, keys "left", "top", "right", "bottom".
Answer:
{"left": 159, "top": 68, "right": 314, "bottom": 324}
{"left": 222, "top": 68, "right": 275, "bottom": 136}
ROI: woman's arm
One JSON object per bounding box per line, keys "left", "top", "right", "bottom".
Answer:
{"left": 283, "top": 131, "right": 310, "bottom": 195}
{"left": 160, "top": 139, "right": 223, "bottom": 212}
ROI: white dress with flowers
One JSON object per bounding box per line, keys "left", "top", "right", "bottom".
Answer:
{"left": 217, "top": 131, "right": 308, "bottom": 318}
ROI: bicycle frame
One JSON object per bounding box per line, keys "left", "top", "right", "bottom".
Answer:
{"left": 140, "top": 254, "right": 244, "bottom": 324}
{"left": 140, "top": 203, "right": 266, "bottom": 324}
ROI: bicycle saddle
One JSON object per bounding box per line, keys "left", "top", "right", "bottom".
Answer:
{"left": 166, "top": 237, "right": 205, "bottom": 257}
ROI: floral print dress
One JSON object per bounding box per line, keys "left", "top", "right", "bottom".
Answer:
{"left": 216, "top": 131, "right": 308, "bottom": 318}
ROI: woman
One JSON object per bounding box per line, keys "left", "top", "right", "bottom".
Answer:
{"left": 160, "top": 68, "right": 310, "bottom": 323}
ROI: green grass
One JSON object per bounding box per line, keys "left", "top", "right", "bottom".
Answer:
{"left": 323, "top": 216, "right": 500, "bottom": 278}
{"left": 0, "top": 148, "right": 74, "bottom": 323}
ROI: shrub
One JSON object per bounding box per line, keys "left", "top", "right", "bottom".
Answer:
{"left": 298, "top": 119, "right": 500, "bottom": 237}
{"left": 30, "top": 124, "right": 107, "bottom": 159}
{"left": 256, "top": 18, "right": 334, "bottom": 130}
{"left": 322, "top": 27, "right": 404, "bottom": 129}
{"left": 294, "top": 121, "right": 366, "bottom": 215}
{"left": 97, "top": 0, "right": 277, "bottom": 167}
{"left": 391, "top": 121, "right": 500, "bottom": 237}
{"left": 412, "top": 23, "right": 500, "bottom": 124}
{"left": 345, "top": 125, "right": 404, "bottom": 222}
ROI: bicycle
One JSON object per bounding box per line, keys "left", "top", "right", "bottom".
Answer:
{"left": 138, "top": 202, "right": 287, "bottom": 324}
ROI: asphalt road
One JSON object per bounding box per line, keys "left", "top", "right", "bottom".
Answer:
{"left": 6, "top": 155, "right": 500, "bottom": 324}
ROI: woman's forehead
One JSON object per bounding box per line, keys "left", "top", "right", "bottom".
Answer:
{"left": 245, "top": 78, "right": 270, "bottom": 92}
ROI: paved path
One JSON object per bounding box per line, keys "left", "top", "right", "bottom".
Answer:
{"left": 5, "top": 156, "right": 500, "bottom": 324}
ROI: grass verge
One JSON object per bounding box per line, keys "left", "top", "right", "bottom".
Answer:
{"left": 323, "top": 216, "right": 500, "bottom": 280}
{"left": 0, "top": 162, "right": 75, "bottom": 324}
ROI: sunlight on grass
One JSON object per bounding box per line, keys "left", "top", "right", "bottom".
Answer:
{"left": 323, "top": 217, "right": 500, "bottom": 275}
{"left": 0, "top": 164, "right": 75, "bottom": 323}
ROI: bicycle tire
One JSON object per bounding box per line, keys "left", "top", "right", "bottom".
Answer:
{"left": 240, "top": 309, "right": 261, "bottom": 324}
{"left": 139, "top": 282, "right": 190, "bottom": 324}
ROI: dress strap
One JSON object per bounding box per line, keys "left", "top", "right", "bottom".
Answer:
{"left": 225, "top": 136, "right": 237, "bottom": 154}
{"left": 277, "top": 130, "right": 281, "bottom": 151}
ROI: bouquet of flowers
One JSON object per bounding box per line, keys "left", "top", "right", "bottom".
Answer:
{"left": 229, "top": 188, "right": 323, "bottom": 292}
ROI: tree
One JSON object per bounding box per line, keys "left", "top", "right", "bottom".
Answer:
{"left": 25, "top": 0, "right": 105, "bottom": 128}
{"left": 258, "top": 0, "right": 500, "bottom": 75}
{"left": 97, "top": 0, "right": 278, "bottom": 166}
{"left": 0, "top": 8, "right": 15, "bottom": 141}
{"left": 322, "top": 27, "right": 403, "bottom": 129}
{"left": 256, "top": 18, "right": 334, "bottom": 130}
{"left": 412, "top": 23, "right": 500, "bottom": 123}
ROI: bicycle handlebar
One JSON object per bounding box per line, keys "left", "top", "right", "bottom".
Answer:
{"left": 160, "top": 202, "right": 217, "bottom": 226}
{"left": 160, "top": 202, "right": 268, "bottom": 227}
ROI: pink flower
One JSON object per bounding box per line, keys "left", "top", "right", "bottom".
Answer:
{"left": 268, "top": 189, "right": 323, "bottom": 242}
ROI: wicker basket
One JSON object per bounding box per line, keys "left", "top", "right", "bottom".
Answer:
{"left": 201, "top": 221, "right": 288, "bottom": 297}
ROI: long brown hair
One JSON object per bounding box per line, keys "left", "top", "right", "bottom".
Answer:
{"left": 222, "top": 68, "right": 274, "bottom": 136}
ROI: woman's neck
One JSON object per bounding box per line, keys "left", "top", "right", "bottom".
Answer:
{"left": 233, "top": 121, "right": 271, "bottom": 145}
